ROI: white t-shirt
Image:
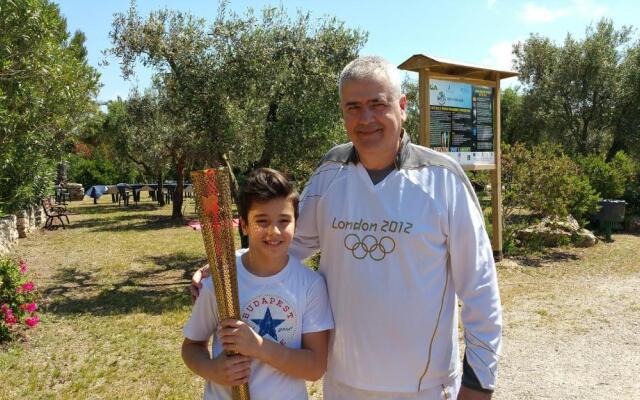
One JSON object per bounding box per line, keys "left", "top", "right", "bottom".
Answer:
{"left": 183, "top": 249, "right": 334, "bottom": 400}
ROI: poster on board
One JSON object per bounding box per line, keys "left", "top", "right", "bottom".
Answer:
{"left": 428, "top": 78, "right": 494, "bottom": 167}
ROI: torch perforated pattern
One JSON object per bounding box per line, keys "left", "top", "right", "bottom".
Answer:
{"left": 192, "top": 167, "right": 250, "bottom": 400}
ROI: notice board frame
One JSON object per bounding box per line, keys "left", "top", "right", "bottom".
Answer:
{"left": 400, "top": 54, "right": 518, "bottom": 259}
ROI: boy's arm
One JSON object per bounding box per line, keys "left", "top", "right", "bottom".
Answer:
{"left": 181, "top": 338, "right": 252, "bottom": 386}
{"left": 219, "top": 319, "right": 329, "bottom": 381}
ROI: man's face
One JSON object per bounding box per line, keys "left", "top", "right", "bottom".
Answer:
{"left": 340, "top": 74, "right": 407, "bottom": 169}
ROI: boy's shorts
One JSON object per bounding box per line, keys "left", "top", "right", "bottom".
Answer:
{"left": 323, "top": 374, "right": 461, "bottom": 400}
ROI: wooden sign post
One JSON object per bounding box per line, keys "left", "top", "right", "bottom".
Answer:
{"left": 399, "top": 54, "right": 517, "bottom": 260}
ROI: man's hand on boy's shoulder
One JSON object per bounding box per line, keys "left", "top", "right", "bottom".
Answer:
{"left": 190, "top": 264, "right": 211, "bottom": 304}
{"left": 218, "top": 319, "right": 264, "bottom": 359}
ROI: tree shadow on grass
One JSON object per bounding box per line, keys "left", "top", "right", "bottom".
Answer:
{"left": 44, "top": 266, "right": 101, "bottom": 298}
{"left": 67, "top": 214, "right": 188, "bottom": 233}
{"left": 90, "top": 217, "right": 188, "bottom": 233}
{"left": 45, "top": 252, "right": 205, "bottom": 316}
{"left": 513, "top": 249, "right": 580, "bottom": 268}
{"left": 70, "top": 203, "right": 161, "bottom": 215}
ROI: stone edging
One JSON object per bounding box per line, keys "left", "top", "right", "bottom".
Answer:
{"left": 0, "top": 205, "right": 45, "bottom": 255}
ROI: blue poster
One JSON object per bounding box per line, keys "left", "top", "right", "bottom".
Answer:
{"left": 429, "top": 79, "right": 472, "bottom": 109}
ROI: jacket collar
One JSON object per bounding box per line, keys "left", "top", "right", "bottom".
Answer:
{"left": 349, "top": 130, "right": 411, "bottom": 169}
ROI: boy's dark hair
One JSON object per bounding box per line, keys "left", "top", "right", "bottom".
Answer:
{"left": 238, "top": 168, "right": 299, "bottom": 222}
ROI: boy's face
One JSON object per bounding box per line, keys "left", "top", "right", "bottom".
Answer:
{"left": 241, "top": 196, "right": 295, "bottom": 266}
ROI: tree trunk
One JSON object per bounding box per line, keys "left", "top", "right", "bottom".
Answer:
{"left": 157, "top": 172, "right": 165, "bottom": 207}
{"left": 255, "top": 100, "right": 279, "bottom": 168}
{"left": 222, "top": 153, "right": 248, "bottom": 248}
{"left": 222, "top": 153, "right": 239, "bottom": 202}
{"left": 172, "top": 156, "right": 185, "bottom": 219}
{"left": 606, "top": 133, "right": 625, "bottom": 161}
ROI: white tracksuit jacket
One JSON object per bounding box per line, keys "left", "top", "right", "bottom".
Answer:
{"left": 289, "top": 133, "right": 502, "bottom": 393}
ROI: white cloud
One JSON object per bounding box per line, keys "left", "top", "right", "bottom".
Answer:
{"left": 482, "top": 39, "right": 523, "bottom": 89}
{"left": 522, "top": 3, "right": 568, "bottom": 23}
{"left": 521, "top": 0, "right": 608, "bottom": 23}
{"left": 482, "top": 40, "right": 517, "bottom": 72}
{"left": 571, "top": 0, "right": 608, "bottom": 18}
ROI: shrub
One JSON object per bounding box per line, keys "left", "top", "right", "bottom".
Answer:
{"left": 0, "top": 152, "right": 57, "bottom": 213}
{"left": 67, "top": 152, "right": 141, "bottom": 188}
{"left": 502, "top": 143, "right": 599, "bottom": 221}
{"left": 576, "top": 152, "right": 636, "bottom": 199}
{"left": 624, "top": 179, "right": 640, "bottom": 216}
{"left": 501, "top": 143, "right": 600, "bottom": 253}
{"left": 0, "top": 258, "right": 40, "bottom": 343}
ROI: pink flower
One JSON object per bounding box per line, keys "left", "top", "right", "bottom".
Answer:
{"left": 19, "top": 260, "right": 28, "bottom": 274}
{"left": 17, "top": 281, "right": 35, "bottom": 293}
{"left": 0, "top": 303, "right": 9, "bottom": 313}
{"left": 25, "top": 315, "right": 39, "bottom": 328}
{"left": 4, "top": 311, "right": 17, "bottom": 325}
{"left": 20, "top": 303, "right": 37, "bottom": 312}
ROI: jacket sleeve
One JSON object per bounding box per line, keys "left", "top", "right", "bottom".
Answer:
{"left": 447, "top": 172, "right": 502, "bottom": 392}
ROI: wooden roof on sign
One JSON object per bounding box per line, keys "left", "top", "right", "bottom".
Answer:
{"left": 398, "top": 54, "right": 518, "bottom": 80}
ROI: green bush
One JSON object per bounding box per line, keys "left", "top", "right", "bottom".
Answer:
{"left": 67, "top": 153, "right": 141, "bottom": 188}
{"left": 502, "top": 143, "right": 600, "bottom": 222}
{"left": 0, "top": 258, "right": 40, "bottom": 343}
{"left": 500, "top": 143, "right": 600, "bottom": 254}
{"left": 0, "top": 155, "right": 57, "bottom": 213}
{"left": 576, "top": 152, "right": 637, "bottom": 199}
{"left": 624, "top": 179, "right": 640, "bottom": 216}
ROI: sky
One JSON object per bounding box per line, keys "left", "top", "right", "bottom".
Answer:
{"left": 54, "top": 0, "right": 640, "bottom": 103}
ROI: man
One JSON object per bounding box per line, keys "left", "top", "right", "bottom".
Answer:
{"left": 193, "top": 56, "right": 502, "bottom": 399}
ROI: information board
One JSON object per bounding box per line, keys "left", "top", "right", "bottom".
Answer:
{"left": 428, "top": 78, "right": 494, "bottom": 166}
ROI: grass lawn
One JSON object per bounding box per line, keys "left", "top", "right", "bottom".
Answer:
{"left": 1, "top": 197, "right": 211, "bottom": 399}
{"left": 1, "top": 195, "right": 638, "bottom": 399}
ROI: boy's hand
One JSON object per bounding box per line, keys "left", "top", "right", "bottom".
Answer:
{"left": 212, "top": 352, "right": 252, "bottom": 386}
{"left": 219, "top": 319, "right": 264, "bottom": 359}
{"left": 189, "top": 264, "right": 211, "bottom": 304}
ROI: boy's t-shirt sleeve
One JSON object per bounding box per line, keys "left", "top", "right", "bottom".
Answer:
{"left": 302, "top": 274, "right": 334, "bottom": 334}
{"left": 183, "top": 276, "right": 219, "bottom": 342}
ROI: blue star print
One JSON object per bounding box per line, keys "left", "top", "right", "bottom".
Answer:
{"left": 251, "top": 307, "right": 285, "bottom": 341}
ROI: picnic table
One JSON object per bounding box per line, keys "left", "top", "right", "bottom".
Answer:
{"left": 83, "top": 183, "right": 193, "bottom": 206}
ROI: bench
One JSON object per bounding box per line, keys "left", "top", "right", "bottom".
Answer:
{"left": 41, "top": 198, "right": 70, "bottom": 229}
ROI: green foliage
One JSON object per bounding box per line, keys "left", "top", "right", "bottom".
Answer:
{"left": 204, "top": 6, "right": 367, "bottom": 180}
{"left": 576, "top": 151, "right": 637, "bottom": 199}
{"left": 402, "top": 77, "right": 420, "bottom": 144}
{"left": 106, "top": 2, "right": 367, "bottom": 216}
{"left": 502, "top": 143, "right": 599, "bottom": 223}
{"left": 623, "top": 179, "right": 640, "bottom": 216}
{"left": 67, "top": 153, "right": 139, "bottom": 188}
{"left": 0, "top": 258, "right": 40, "bottom": 343}
{"left": 608, "top": 38, "right": 640, "bottom": 159}
{"left": 500, "top": 87, "right": 526, "bottom": 145}
{"left": 66, "top": 102, "right": 144, "bottom": 188}
{"left": 511, "top": 19, "right": 638, "bottom": 156}
{"left": 0, "top": 0, "right": 99, "bottom": 211}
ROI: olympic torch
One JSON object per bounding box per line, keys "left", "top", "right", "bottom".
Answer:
{"left": 191, "top": 167, "right": 250, "bottom": 400}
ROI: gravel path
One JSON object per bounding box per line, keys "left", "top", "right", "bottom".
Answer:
{"left": 308, "top": 234, "right": 640, "bottom": 399}
{"left": 494, "top": 235, "right": 640, "bottom": 399}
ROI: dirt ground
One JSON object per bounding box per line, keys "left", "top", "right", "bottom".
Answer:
{"left": 493, "top": 234, "right": 640, "bottom": 399}
{"left": 308, "top": 234, "right": 640, "bottom": 399}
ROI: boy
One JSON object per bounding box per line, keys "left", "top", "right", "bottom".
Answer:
{"left": 182, "top": 168, "right": 333, "bottom": 400}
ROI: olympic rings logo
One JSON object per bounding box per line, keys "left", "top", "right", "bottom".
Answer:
{"left": 343, "top": 233, "right": 396, "bottom": 261}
